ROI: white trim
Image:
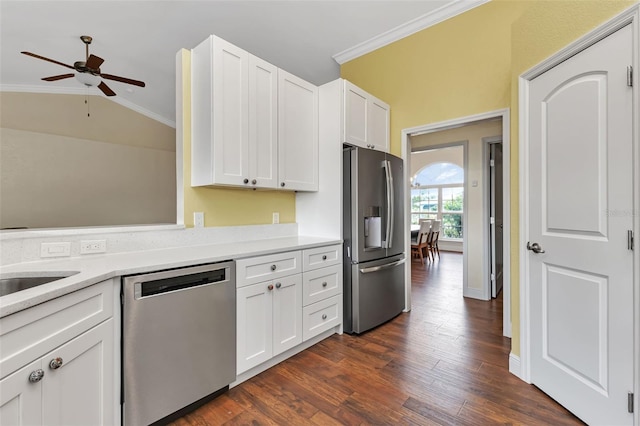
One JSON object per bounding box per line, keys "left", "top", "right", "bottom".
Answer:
{"left": 518, "top": 5, "right": 640, "bottom": 405}
{"left": 0, "top": 84, "right": 176, "bottom": 128}
{"left": 175, "top": 50, "right": 186, "bottom": 226}
{"left": 332, "top": 0, "right": 490, "bottom": 65}
{"left": 0, "top": 224, "right": 185, "bottom": 241}
{"left": 402, "top": 108, "right": 511, "bottom": 337}
{"left": 509, "top": 352, "right": 523, "bottom": 381}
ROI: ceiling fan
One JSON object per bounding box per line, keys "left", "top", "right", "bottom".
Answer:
{"left": 21, "top": 35, "right": 145, "bottom": 97}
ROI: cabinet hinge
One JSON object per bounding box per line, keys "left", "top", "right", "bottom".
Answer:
{"left": 627, "top": 66, "right": 633, "bottom": 87}
{"left": 490, "top": 159, "right": 495, "bottom": 167}
{"left": 628, "top": 230, "right": 634, "bottom": 251}
{"left": 628, "top": 392, "right": 634, "bottom": 413}
{"left": 490, "top": 217, "right": 495, "bottom": 225}
{"left": 490, "top": 273, "right": 495, "bottom": 282}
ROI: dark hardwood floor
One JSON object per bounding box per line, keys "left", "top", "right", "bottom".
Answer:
{"left": 171, "top": 252, "right": 583, "bottom": 425}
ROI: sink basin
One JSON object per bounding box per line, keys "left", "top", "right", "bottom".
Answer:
{"left": 0, "top": 273, "right": 79, "bottom": 297}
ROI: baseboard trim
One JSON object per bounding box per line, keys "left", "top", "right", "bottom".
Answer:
{"left": 509, "top": 352, "right": 522, "bottom": 379}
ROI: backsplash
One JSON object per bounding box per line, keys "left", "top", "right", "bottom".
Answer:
{"left": 0, "top": 223, "right": 298, "bottom": 266}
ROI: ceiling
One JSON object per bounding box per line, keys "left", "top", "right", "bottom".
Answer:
{"left": 1, "top": 1, "right": 476, "bottom": 127}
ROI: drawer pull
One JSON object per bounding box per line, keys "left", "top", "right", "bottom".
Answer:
{"left": 322, "top": 314, "right": 327, "bottom": 320}
{"left": 322, "top": 282, "right": 327, "bottom": 287}
{"left": 322, "top": 255, "right": 327, "bottom": 260}
{"left": 270, "top": 264, "right": 277, "bottom": 271}
{"left": 29, "top": 369, "right": 45, "bottom": 383}
{"left": 267, "top": 284, "right": 274, "bottom": 291}
{"left": 275, "top": 282, "right": 282, "bottom": 289}
{"left": 49, "top": 357, "right": 63, "bottom": 370}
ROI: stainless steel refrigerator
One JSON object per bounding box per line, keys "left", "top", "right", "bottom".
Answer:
{"left": 343, "top": 146, "right": 405, "bottom": 334}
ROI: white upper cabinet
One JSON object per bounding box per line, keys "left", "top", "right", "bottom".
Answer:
{"left": 248, "top": 55, "right": 278, "bottom": 188}
{"left": 342, "top": 80, "right": 390, "bottom": 152}
{"left": 191, "top": 35, "right": 318, "bottom": 191}
{"left": 192, "top": 36, "right": 249, "bottom": 187}
{"left": 278, "top": 69, "right": 319, "bottom": 191}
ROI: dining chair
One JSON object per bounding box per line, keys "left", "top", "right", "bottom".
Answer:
{"left": 428, "top": 220, "right": 441, "bottom": 260}
{"left": 411, "top": 220, "right": 431, "bottom": 265}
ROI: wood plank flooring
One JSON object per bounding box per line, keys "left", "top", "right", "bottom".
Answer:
{"left": 171, "top": 252, "right": 583, "bottom": 425}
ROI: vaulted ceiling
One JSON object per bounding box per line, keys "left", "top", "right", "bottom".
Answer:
{"left": 0, "top": 1, "right": 485, "bottom": 126}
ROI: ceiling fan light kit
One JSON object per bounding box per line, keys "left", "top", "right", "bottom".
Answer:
{"left": 21, "top": 35, "right": 145, "bottom": 97}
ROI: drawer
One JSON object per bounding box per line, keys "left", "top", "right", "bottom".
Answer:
{"left": 0, "top": 279, "right": 114, "bottom": 380}
{"left": 302, "top": 244, "right": 342, "bottom": 272}
{"left": 303, "top": 295, "right": 342, "bottom": 341}
{"left": 302, "top": 265, "right": 341, "bottom": 306}
{"left": 236, "top": 251, "right": 301, "bottom": 288}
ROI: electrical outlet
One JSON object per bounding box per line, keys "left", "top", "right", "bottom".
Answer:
{"left": 272, "top": 212, "right": 280, "bottom": 224}
{"left": 80, "top": 240, "right": 107, "bottom": 254}
{"left": 194, "top": 212, "right": 205, "bottom": 228}
{"left": 41, "top": 242, "right": 71, "bottom": 258}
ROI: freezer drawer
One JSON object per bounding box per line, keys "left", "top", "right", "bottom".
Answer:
{"left": 345, "top": 254, "right": 405, "bottom": 334}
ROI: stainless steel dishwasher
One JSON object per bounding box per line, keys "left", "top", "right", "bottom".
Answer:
{"left": 122, "top": 261, "right": 235, "bottom": 426}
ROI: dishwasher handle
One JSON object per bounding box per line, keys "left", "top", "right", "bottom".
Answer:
{"left": 132, "top": 265, "right": 231, "bottom": 299}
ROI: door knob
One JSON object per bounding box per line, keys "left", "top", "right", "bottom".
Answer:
{"left": 527, "top": 242, "right": 545, "bottom": 254}
{"left": 252, "top": 179, "right": 257, "bottom": 185}
{"left": 275, "top": 282, "right": 282, "bottom": 289}
{"left": 267, "top": 284, "right": 274, "bottom": 291}
{"left": 243, "top": 178, "right": 249, "bottom": 184}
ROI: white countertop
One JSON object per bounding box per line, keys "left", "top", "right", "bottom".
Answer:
{"left": 0, "top": 235, "right": 341, "bottom": 318}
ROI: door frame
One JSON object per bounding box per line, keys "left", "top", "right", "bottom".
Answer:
{"left": 518, "top": 7, "right": 639, "bottom": 420}
{"left": 401, "top": 108, "right": 511, "bottom": 337}
{"left": 483, "top": 136, "right": 503, "bottom": 299}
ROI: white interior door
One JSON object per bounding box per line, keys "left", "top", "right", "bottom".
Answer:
{"left": 528, "top": 24, "right": 634, "bottom": 425}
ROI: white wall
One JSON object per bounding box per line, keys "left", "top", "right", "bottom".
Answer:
{"left": 410, "top": 119, "right": 502, "bottom": 291}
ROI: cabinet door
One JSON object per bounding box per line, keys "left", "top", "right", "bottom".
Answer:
{"left": 0, "top": 360, "right": 42, "bottom": 426}
{"left": 212, "top": 37, "right": 250, "bottom": 186}
{"left": 42, "top": 319, "right": 115, "bottom": 426}
{"left": 343, "top": 80, "right": 369, "bottom": 148}
{"left": 237, "top": 282, "right": 273, "bottom": 374}
{"left": 277, "top": 70, "right": 318, "bottom": 191}
{"left": 368, "top": 96, "right": 390, "bottom": 153}
{"left": 248, "top": 55, "right": 278, "bottom": 189}
{"left": 272, "top": 274, "right": 302, "bottom": 356}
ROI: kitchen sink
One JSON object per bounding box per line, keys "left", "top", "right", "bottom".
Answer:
{"left": 0, "top": 273, "right": 79, "bottom": 297}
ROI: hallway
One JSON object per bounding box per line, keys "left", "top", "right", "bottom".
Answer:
{"left": 172, "top": 252, "right": 583, "bottom": 425}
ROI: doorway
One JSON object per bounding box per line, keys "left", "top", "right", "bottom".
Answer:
{"left": 402, "top": 109, "right": 511, "bottom": 337}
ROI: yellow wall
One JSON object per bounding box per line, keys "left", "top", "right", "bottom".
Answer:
{"left": 180, "top": 51, "right": 296, "bottom": 227}
{"left": 341, "top": 0, "right": 635, "bottom": 356}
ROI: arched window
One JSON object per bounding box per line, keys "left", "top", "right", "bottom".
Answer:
{"left": 411, "top": 162, "right": 464, "bottom": 239}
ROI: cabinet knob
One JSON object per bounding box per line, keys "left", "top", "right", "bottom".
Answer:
{"left": 275, "top": 282, "right": 282, "bottom": 289}
{"left": 267, "top": 284, "right": 274, "bottom": 291}
{"left": 322, "top": 314, "right": 327, "bottom": 320}
{"left": 252, "top": 179, "right": 257, "bottom": 185}
{"left": 243, "top": 178, "right": 249, "bottom": 184}
{"left": 270, "top": 264, "right": 277, "bottom": 271}
{"left": 29, "top": 369, "right": 45, "bottom": 383}
{"left": 322, "top": 282, "right": 327, "bottom": 287}
{"left": 49, "top": 357, "right": 63, "bottom": 370}
{"left": 280, "top": 182, "right": 286, "bottom": 187}
{"left": 322, "top": 255, "right": 327, "bottom": 260}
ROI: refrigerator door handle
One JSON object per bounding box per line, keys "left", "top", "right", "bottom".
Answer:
{"left": 359, "top": 258, "right": 405, "bottom": 274}
{"left": 383, "top": 159, "right": 394, "bottom": 249}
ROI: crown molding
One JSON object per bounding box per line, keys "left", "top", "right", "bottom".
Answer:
{"left": 333, "top": 0, "right": 490, "bottom": 65}
{"left": 0, "top": 84, "right": 176, "bottom": 128}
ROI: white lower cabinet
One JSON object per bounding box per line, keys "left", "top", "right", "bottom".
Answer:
{"left": 0, "top": 280, "right": 117, "bottom": 426}
{"left": 236, "top": 272, "right": 302, "bottom": 374}
{"left": 236, "top": 245, "right": 341, "bottom": 376}
{"left": 301, "top": 245, "right": 343, "bottom": 341}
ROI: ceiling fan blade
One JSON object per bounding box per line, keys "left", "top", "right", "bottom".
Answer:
{"left": 42, "top": 73, "right": 75, "bottom": 82}
{"left": 101, "top": 73, "right": 145, "bottom": 87}
{"left": 98, "top": 81, "right": 116, "bottom": 97}
{"left": 85, "top": 54, "right": 104, "bottom": 70}
{"left": 21, "top": 51, "right": 75, "bottom": 70}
